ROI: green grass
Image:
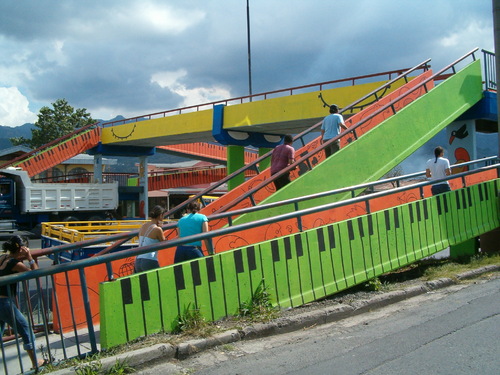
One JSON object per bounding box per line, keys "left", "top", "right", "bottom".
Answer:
{"left": 421, "top": 253, "right": 500, "bottom": 281}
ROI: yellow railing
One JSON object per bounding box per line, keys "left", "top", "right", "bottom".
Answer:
{"left": 41, "top": 219, "right": 177, "bottom": 244}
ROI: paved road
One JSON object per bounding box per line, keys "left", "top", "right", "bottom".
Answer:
{"left": 139, "top": 276, "right": 500, "bottom": 375}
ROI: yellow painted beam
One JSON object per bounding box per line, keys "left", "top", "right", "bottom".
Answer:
{"left": 102, "top": 79, "right": 406, "bottom": 146}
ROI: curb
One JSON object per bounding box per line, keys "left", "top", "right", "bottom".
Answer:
{"left": 50, "top": 265, "right": 499, "bottom": 374}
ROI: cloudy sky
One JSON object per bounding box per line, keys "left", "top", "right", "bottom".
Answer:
{"left": 0, "top": 0, "right": 494, "bottom": 127}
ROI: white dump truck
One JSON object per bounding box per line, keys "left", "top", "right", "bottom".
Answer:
{"left": 0, "top": 168, "right": 119, "bottom": 232}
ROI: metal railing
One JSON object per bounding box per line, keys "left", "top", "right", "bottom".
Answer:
{"left": 208, "top": 48, "right": 479, "bottom": 215}
{"left": 102, "top": 67, "right": 428, "bottom": 127}
{"left": 482, "top": 49, "right": 497, "bottom": 91}
{"left": 0, "top": 157, "right": 498, "bottom": 373}
{"left": 0, "top": 122, "right": 100, "bottom": 170}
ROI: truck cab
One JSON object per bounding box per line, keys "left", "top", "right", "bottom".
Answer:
{"left": 0, "top": 178, "right": 17, "bottom": 232}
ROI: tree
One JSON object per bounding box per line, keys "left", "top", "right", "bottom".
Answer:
{"left": 10, "top": 99, "right": 95, "bottom": 149}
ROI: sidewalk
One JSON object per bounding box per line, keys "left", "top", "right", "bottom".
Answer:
{"left": 41, "top": 264, "right": 499, "bottom": 375}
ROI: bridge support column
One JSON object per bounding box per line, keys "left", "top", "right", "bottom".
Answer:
{"left": 139, "top": 156, "right": 149, "bottom": 218}
{"left": 227, "top": 145, "right": 245, "bottom": 190}
{"left": 449, "top": 238, "right": 478, "bottom": 259}
{"left": 258, "top": 147, "right": 272, "bottom": 170}
{"left": 479, "top": 227, "right": 500, "bottom": 254}
{"left": 93, "top": 154, "right": 103, "bottom": 183}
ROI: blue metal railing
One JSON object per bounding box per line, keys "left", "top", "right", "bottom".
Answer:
{"left": 0, "top": 47, "right": 492, "bottom": 373}
{"left": 482, "top": 49, "right": 497, "bottom": 91}
{"left": 1, "top": 157, "right": 498, "bottom": 374}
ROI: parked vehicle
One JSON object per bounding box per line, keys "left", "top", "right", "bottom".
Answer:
{"left": 0, "top": 168, "right": 119, "bottom": 232}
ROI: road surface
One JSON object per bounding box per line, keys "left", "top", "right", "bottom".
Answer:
{"left": 137, "top": 276, "right": 500, "bottom": 375}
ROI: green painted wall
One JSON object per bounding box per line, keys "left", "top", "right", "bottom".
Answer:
{"left": 100, "top": 178, "right": 499, "bottom": 348}
{"left": 233, "top": 60, "right": 484, "bottom": 225}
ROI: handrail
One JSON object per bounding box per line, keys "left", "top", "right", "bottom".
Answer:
{"left": 482, "top": 49, "right": 497, "bottom": 91}
{"left": 30, "top": 49, "right": 478, "bottom": 260}
{"left": 0, "top": 122, "right": 100, "bottom": 170}
{"left": 30, "top": 56, "right": 435, "bottom": 258}
{"left": 215, "top": 48, "right": 479, "bottom": 214}
{"left": 158, "top": 57, "right": 432, "bottom": 220}
{"left": 102, "top": 67, "right": 427, "bottom": 127}
{"left": 31, "top": 154, "right": 496, "bottom": 260}
{"left": 4, "top": 159, "right": 499, "bottom": 287}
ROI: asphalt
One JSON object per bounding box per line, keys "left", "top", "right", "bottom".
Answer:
{"left": 46, "top": 264, "right": 500, "bottom": 375}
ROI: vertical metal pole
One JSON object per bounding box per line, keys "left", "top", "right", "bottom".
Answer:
{"left": 493, "top": 0, "right": 500, "bottom": 154}
{"left": 247, "top": 0, "right": 253, "bottom": 99}
{"left": 79, "top": 268, "right": 98, "bottom": 353}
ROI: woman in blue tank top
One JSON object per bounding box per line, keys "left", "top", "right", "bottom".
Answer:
{"left": 174, "top": 201, "right": 210, "bottom": 263}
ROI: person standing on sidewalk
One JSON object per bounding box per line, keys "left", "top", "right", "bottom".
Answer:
{"left": 270, "top": 134, "right": 296, "bottom": 191}
{"left": 426, "top": 146, "right": 452, "bottom": 195}
{"left": 0, "top": 235, "right": 45, "bottom": 370}
{"left": 321, "top": 104, "right": 348, "bottom": 158}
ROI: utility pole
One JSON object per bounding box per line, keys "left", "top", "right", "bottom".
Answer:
{"left": 493, "top": 0, "right": 500, "bottom": 153}
{"left": 247, "top": 0, "right": 253, "bottom": 99}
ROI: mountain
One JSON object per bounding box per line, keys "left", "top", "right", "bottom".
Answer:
{"left": 0, "top": 123, "right": 35, "bottom": 150}
{"left": 1, "top": 122, "right": 496, "bottom": 175}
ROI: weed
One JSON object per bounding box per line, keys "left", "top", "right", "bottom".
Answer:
{"left": 363, "top": 277, "right": 382, "bottom": 291}
{"left": 74, "top": 360, "right": 102, "bottom": 375}
{"left": 238, "top": 280, "right": 279, "bottom": 322}
{"left": 173, "top": 303, "right": 213, "bottom": 336}
{"left": 104, "top": 359, "right": 135, "bottom": 374}
{"left": 422, "top": 253, "right": 500, "bottom": 281}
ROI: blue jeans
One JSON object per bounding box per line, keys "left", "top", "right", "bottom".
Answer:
{"left": 174, "top": 245, "right": 204, "bottom": 263}
{"left": 431, "top": 183, "right": 451, "bottom": 196}
{"left": 0, "top": 297, "right": 36, "bottom": 350}
{"left": 134, "top": 258, "right": 159, "bottom": 273}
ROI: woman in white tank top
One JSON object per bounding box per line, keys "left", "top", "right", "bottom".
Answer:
{"left": 426, "top": 146, "right": 452, "bottom": 196}
{"left": 134, "top": 205, "right": 166, "bottom": 273}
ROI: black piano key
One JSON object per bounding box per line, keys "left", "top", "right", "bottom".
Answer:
{"left": 271, "top": 240, "right": 280, "bottom": 262}
{"left": 139, "top": 274, "right": 150, "bottom": 301}
{"left": 247, "top": 246, "right": 257, "bottom": 271}
{"left": 294, "top": 234, "right": 303, "bottom": 257}
{"left": 327, "top": 225, "right": 336, "bottom": 248}
{"left": 455, "top": 191, "right": 461, "bottom": 209}
{"left": 191, "top": 261, "right": 202, "bottom": 286}
{"left": 347, "top": 220, "right": 355, "bottom": 241}
{"left": 234, "top": 249, "right": 244, "bottom": 273}
{"left": 174, "top": 265, "right": 185, "bottom": 290}
{"left": 121, "top": 278, "right": 133, "bottom": 305}
{"left": 317, "top": 228, "right": 326, "bottom": 251}
{"left": 206, "top": 256, "right": 216, "bottom": 282}
{"left": 284, "top": 236, "right": 292, "bottom": 259}
{"left": 357, "top": 217, "right": 365, "bottom": 237}
{"left": 368, "top": 215, "right": 374, "bottom": 236}
{"left": 394, "top": 208, "right": 400, "bottom": 229}
{"left": 385, "top": 210, "right": 391, "bottom": 230}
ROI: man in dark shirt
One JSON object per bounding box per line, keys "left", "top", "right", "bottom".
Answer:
{"left": 270, "top": 134, "right": 295, "bottom": 191}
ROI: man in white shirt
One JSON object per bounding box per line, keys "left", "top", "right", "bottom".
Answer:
{"left": 321, "top": 104, "right": 348, "bottom": 158}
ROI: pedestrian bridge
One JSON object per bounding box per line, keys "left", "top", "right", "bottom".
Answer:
{"left": 1, "top": 49, "right": 498, "bottom": 374}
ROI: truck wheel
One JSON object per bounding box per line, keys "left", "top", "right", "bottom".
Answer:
{"left": 88, "top": 214, "right": 109, "bottom": 232}
{"left": 62, "top": 216, "right": 80, "bottom": 226}
{"left": 88, "top": 215, "right": 106, "bottom": 222}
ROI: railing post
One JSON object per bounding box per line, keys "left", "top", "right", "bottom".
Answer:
{"left": 295, "top": 202, "right": 303, "bottom": 231}
{"left": 78, "top": 268, "right": 98, "bottom": 354}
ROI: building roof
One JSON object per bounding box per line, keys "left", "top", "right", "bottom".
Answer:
{"left": 0, "top": 145, "right": 31, "bottom": 158}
